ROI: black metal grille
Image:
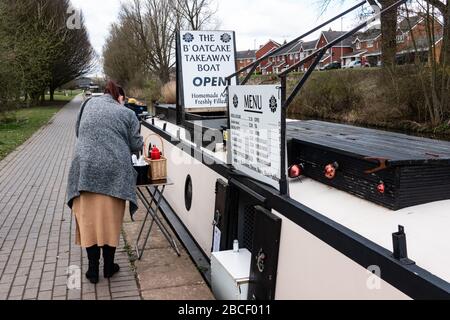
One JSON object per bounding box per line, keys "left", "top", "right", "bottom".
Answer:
{"left": 242, "top": 204, "right": 256, "bottom": 252}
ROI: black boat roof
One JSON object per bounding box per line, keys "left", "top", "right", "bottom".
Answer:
{"left": 165, "top": 114, "right": 450, "bottom": 166}
{"left": 287, "top": 120, "right": 450, "bottom": 166}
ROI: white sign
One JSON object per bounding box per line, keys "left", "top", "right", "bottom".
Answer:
{"left": 180, "top": 30, "right": 237, "bottom": 110}
{"left": 228, "top": 85, "right": 282, "bottom": 190}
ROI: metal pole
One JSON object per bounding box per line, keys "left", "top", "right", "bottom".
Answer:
{"left": 280, "top": 75, "right": 288, "bottom": 195}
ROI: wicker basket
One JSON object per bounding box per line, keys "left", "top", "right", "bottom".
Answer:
{"left": 144, "top": 134, "right": 167, "bottom": 181}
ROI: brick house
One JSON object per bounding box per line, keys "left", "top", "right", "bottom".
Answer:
{"left": 315, "top": 30, "right": 353, "bottom": 68}
{"left": 299, "top": 40, "right": 318, "bottom": 71}
{"left": 235, "top": 15, "right": 443, "bottom": 75}
{"left": 257, "top": 40, "right": 281, "bottom": 75}
{"left": 236, "top": 50, "right": 257, "bottom": 75}
{"left": 395, "top": 15, "right": 443, "bottom": 64}
{"left": 270, "top": 40, "right": 303, "bottom": 74}
{"left": 343, "top": 16, "right": 443, "bottom": 67}
{"left": 342, "top": 26, "right": 382, "bottom": 67}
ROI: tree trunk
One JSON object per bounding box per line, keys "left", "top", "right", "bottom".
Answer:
{"left": 379, "top": 0, "right": 398, "bottom": 69}
{"left": 159, "top": 69, "right": 170, "bottom": 85}
{"left": 40, "top": 90, "right": 46, "bottom": 104}
{"left": 440, "top": 5, "right": 450, "bottom": 67}
{"left": 49, "top": 87, "right": 55, "bottom": 102}
{"left": 30, "top": 93, "right": 40, "bottom": 107}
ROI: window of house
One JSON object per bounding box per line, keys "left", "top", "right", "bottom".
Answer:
{"left": 397, "top": 34, "right": 405, "bottom": 43}
{"left": 295, "top": 54, "right": 299, "bottom": 59}
{"left": 367, "top": 41, "right": 374, "bottom": 48}
{"left": 356, "top": 41, "right": 361, "bottom": 50}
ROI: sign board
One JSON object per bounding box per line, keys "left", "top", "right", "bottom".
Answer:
{"left": 179, "top": 30, "right": 237, "bottom": 111}
{"left": 228, "top": 85, "right": 283, "bottom": 190}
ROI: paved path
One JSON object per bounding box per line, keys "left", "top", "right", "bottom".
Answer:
{"left": 0, "top": 96, "right": 141, "bottom": 300}
{"left": 123, "top": 207, "right": 214, "bottom": 300}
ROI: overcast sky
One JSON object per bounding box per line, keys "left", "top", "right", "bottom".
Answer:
{"left": 70, "top": 0, "right": 364, "bottom": 74}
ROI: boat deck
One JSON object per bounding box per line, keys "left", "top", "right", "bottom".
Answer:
{"left": 144, "top": 117, "right": 450, "bottom": 284}
{"left": 287, "top": 120, "right": 450, "bottom": 166}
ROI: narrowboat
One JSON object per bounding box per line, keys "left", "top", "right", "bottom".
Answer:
{"left": 138, "top": 0, "right": 450, "bottom": 300}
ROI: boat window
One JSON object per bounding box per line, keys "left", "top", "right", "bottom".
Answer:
{"left": 185, "top": 175, "right": 193, "bottom": 211}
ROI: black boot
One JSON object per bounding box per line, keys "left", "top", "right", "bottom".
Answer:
{"left": 85, "top": 245, "right": 100, "bottom": 284}
{"left": 103, "top": 245, "right": 120, "bottom": 278}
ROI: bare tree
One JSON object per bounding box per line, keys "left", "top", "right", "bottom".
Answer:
{"left": 170, "top": 0, "right": 217, "bottom": 30}
{"left": 103, "top": 0, "right": 219, "bottom": 86}
{"left": 419, "top": 0, "right": 449, "bottom": 67}
{"left": 103, "top": 21, "right": 146, "bottom": 87}
{"left": 407, "top": 1, "right": 449, "bottom": 125}
{"left": 119, "top": 0, "right": 177, "bottom": 84}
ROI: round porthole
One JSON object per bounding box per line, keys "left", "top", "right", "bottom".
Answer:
{"left": 184, "top": 175, "right": 193, "bottom": 211}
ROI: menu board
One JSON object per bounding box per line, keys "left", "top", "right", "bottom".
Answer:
{"left": 228, "top": 85, "right": 282, "bottom": 190}
{"left": 179, "top": 30, "right": 237, "bottom": 110}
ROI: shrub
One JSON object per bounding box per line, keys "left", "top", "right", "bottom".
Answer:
{"left": 0, "top": 111, "right": 27, "bottom": 125}
{"left": 289, "top": 69, "right": 364, "bottom": 120}
{"left": 142, "top": 78, "right": 162, "bottom": 105}
{"left": 160, "top": 81, "right": 176, "bottom": 104}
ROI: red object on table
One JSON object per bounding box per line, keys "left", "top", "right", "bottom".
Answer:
{"left": 150, "top": 145, "right": 161, "bottom": 160}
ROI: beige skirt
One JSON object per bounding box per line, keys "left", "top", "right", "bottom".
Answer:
{"left": 72, "top": 192, "right": 126, "bottom": 248}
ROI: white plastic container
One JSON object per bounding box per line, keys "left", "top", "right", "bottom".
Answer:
{"left": 211, "top": 249, "right": 251, "bottom": 301}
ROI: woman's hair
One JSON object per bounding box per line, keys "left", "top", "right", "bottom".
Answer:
{"left": 104, "top": 81, "right": 125, "bottom": 102}
{"left": 118, "top": 86, "right": 125, "bottom": 99}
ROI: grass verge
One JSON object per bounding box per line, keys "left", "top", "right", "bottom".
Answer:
{"left": 0, "top": 105, "right": 62, "bottom": 161}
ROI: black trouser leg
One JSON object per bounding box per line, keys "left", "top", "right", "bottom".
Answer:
{"left": 85, "top": 245, "right": 100, "bottom": 284}
{"left": 102, "top": 245, "right": 120, "bottom": 278}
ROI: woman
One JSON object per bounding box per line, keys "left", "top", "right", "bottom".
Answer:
{"left": 67, "top": 81, "right": 144, "bottom": 284}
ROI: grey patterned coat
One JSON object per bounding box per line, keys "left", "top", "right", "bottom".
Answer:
{"left": 66, "top": 94, "right": 144, "bottom": 217}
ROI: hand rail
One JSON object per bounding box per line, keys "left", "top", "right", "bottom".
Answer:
{"left": 226, "top": 0, "right": 368, "bottom": 84}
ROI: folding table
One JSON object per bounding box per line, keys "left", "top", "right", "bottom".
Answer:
{"left": 134, "top": 179, "right": 181, "bottom": 260}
